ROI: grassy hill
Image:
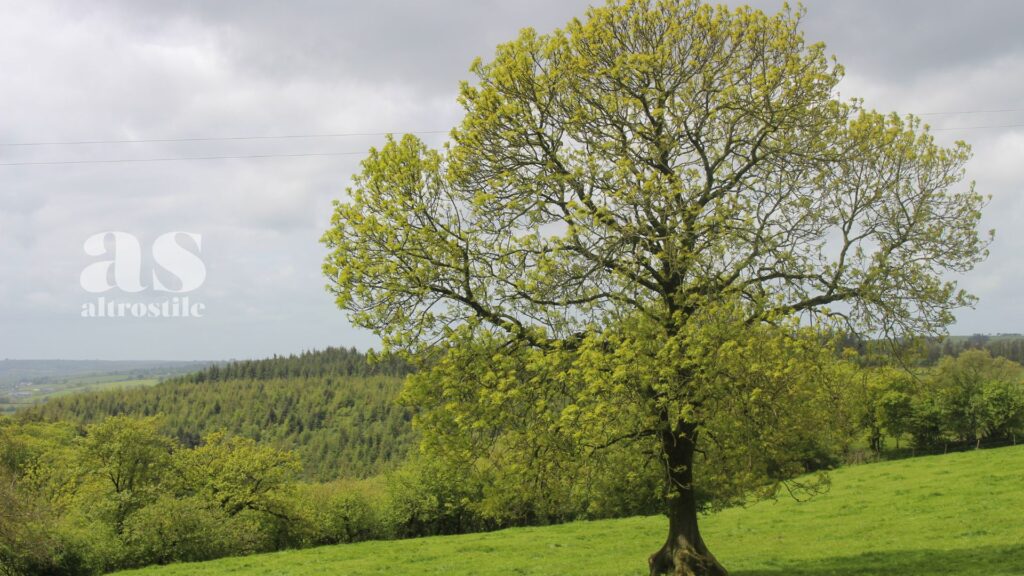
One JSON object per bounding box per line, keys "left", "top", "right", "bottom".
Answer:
{"left": 114, "top": 445, "right": 1024, "bottom": 576}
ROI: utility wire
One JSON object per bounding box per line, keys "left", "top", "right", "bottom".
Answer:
{"left": 1, "top": 109, "right": 1021, "bottom": 148}
{"left": 4, "top": 125, "right": 1024, "bottom": 166}
{"left": 915, "top": 108, "right": 1023, "bottom": 116}
{"left": 2, "top": 113, "right": 1023, "bottom": 166}
{"left": 0, "top": 151, "right": 369, "bottom": 166}
{"left": 0, "top": 130, "right": 450, "bottom": 147}
{"left": 930, "top": 123, "right": 1024, "bottom": 131}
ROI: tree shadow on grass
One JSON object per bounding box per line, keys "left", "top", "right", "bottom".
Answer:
{"left": 733, "top": 544, "right": 1024, "bottom": 576}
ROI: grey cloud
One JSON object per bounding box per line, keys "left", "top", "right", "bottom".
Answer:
{"left": 99, "top": 1, "right": 1024, "bottom": 92}
{"left": 103, "top": 0, "right": 595, "bottom": 95}
{"left": 797, "top": 1, "right": 1024, "bottom": 81}
{"left": 1, "top": 0, "right": 1021, "bottom": 359}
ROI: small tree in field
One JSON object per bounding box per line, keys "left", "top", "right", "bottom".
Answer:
{"left": 322, "top": 1, "right": 988, "bottom": 574}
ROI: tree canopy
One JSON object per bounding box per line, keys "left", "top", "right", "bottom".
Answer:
{"left": 322, "top": 1, "right": 989, "bottom": 574}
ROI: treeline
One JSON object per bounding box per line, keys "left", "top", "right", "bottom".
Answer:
{"left": 18, "top": 348, "right": 415, "bottom": 480}
{"left": 838, "top": 350, "right": 1024, "bottom": 457}
{"left": 841, "top": 334, "right": 1024, "bottom": 367}
{"left": 922, "top": 335, "right": 1024, "bottom": 366}
{"left": 0, "top": 416, "right": 660, "bottom": 575}
{"left": 175, "top": 346, "right": 411, "bottom": 382}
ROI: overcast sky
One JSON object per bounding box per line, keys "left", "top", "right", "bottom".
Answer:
{"left": 1, "top": 0, "right": 1022, "bottom": 360}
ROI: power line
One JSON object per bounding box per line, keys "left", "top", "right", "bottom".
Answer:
{"left": 0, "top": 130, "right": 450, "bottom": 147}
{"left": 2, "top": 117, "right": 1022, "bottom": 166}
{"left": 0, "top": 151, "right": 370, "bottom": 167}
{"left": 1, "top": 109, "right": 1021, "bottom": 148}
{"left": 915, "top": 108, "right": 1023, "bottom": 116}
{"left": 4, "top": 126, "right": 1023, "bottom": 166}
{"left": 930, "top": 123, "right": 1024, "bottom": 132}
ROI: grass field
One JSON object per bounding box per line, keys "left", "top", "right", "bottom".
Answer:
{"left": 0, "top": 378, "right": 159, "bottom": 412}
{"left": 0, "top": 359, "right": 211, "bottom": 414}
{"left": 115, "top": 445, "right": 1024, "bottom": 576}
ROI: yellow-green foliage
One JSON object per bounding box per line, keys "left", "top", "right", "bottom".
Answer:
{"left": 321, "top": 2, "right": 988, "bottom": 571}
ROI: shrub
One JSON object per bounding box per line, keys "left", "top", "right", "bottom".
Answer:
{"left": 294, "top": 481, "right": 386, "bottom": 545}
{"left": 121, "top": 496, "right": 235, "bottom": 566}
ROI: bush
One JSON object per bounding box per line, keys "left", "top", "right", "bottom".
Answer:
{"left": 294, "top": 481, "right": 386, "bottom": 545}
{"left": 121, "top": 495, "right": 290, "bottom": 568}
{"left": 383, "top": 458, "right": 486, "bottom": 537}
{"left": 121, "top": 496, "right": 236, "bottom": 566}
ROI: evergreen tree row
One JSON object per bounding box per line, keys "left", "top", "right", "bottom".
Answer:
{"left": 175, "top": 346, "right": 412, "bottom": 383}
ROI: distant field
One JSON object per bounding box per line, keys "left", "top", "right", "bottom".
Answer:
{"left": 47, "top": 377, "right": 160, "bottom": 398}
{"left": 0, "top": 358, "right": 212, "bottom": 413}
{"left": 0, "top": 377, "right": 160, "bottom": 413}
{"left": 115, "top": 445, "right": 1024, "bottom": 576}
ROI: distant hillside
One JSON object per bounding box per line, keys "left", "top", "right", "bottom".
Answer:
{"left": 0, "top": 358, "right": 211, "bottom": 386}
{"left": 18, "top": 347, "right": 416, "bottom": 480}
{"left": 0, "top": 359, "right": 212, "bottom": 413}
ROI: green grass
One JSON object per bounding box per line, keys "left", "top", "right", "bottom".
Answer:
{"left": 116, "top": 445, "right": 1024, "bottom": 576}
{"left": 47, "top": 377, "right": 159, "bottom": 397}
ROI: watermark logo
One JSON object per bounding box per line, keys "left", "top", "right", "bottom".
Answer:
{"left": 80, "top": 231, "right": 206, "bottom": 318}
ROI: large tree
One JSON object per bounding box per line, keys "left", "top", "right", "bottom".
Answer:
{"left": 322, "top": 1, "right": 988, "bottom": 574}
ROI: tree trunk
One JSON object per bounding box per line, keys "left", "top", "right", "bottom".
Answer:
{"left": 649, "top": 423, "right": 728, "bottom": 576}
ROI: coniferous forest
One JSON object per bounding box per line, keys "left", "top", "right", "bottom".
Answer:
{"left": 18, "top": 348, "right": 414, "bottom": 480}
